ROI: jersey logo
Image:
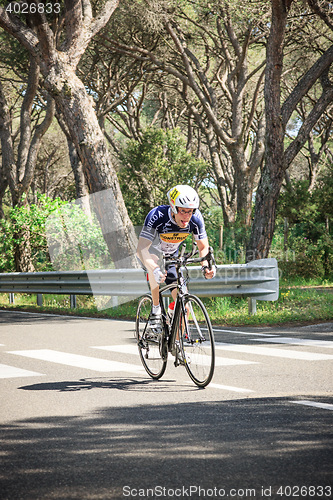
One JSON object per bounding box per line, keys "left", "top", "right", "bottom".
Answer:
{"left": 160, "top": 232, "right": 189, "bottom": 243}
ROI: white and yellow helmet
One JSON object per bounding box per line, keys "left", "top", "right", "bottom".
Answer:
{"left": 167, "top": 185, "right": 200, "bottom": 214}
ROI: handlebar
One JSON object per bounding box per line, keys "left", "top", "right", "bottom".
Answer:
{"left": 164, "top": 242, "right": 215, "bottom": 270}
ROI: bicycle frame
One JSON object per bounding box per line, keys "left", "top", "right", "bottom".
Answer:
{"left": 160, "top": 242, "right": 213, "bottom": 356}
{"left": 137, "top": 241, "right": 216, "bottom": 386}
{"left": 158, "top": 280, "right": 188, "bottom": 358}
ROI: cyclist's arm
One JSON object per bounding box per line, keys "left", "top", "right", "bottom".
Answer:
{"left": 137, "top": 236, "right": 157, "bottom": 271}
{"left": 136, "top": 236, "right": 166, "bottom": 283}
{"left": 197, "top": 238, "right": 215, "bottom": 279}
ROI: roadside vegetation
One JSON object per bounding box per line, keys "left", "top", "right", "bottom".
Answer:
{"left": 1, "top": 276, "right": 332, "bottom": 327}
{"left": 0, "top": 2, "right": 332, "bottom": 328}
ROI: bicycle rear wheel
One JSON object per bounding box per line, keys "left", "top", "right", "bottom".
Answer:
{"left": 136, "top": 294, "right": 167, "bottom": 380}
{"left": 179, "top": 294, "right": 215, "bottom": 387}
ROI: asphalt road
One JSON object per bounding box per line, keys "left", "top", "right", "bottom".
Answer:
{"left": 0, "top": 310, "right": 332, "bottom": 500}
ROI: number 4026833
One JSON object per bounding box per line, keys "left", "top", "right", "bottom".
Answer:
{"left": 276, "top": 485, "right": 332, "bottom": 497}
{"left": 6, "top": 3, "right": 61, "bottom": 14}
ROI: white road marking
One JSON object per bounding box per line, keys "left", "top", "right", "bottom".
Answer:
{"left": 92, "top": 345, "right": 139, "bottom": 355}
{"left": 0, "top": 309, "right": 117, "bottom": 321}
{"left": 92, "top": 345, "right": 258, "bottom": 366}
{"left": 290, "top": 400, "right": 333, "bottom": 411}
{"left": 213, "top": 328, "right": 278, "bottom": 337}
{"left": 8, "top": 349, "right": 144, "bottom": 373}
{"left": 0, "top": 363, "right": 44, "bottom": 379}
{"left": 208, "top": 383, "right": 254, "bottom": 393}
{"left": 215, "top": 343, "right": 333, "bottom": 361}
{"left": 252, "top": 337, "right": 333, "bottom": 348}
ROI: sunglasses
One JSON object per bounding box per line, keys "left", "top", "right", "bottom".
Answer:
{"left": 177, "top": 208, "right": 196, "bottom": 215}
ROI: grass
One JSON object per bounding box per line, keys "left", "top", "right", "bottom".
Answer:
{"left": 1, "top": 277, "right": 332, "bottom": 326}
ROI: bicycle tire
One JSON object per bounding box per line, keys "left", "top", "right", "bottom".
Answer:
{"left": 179, "top": 294, "right": 215, "bottom": 387}
{"left": 135, "top": 294, "right": 167, "bottom": 380}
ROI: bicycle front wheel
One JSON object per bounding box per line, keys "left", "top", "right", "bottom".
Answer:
{"left": 136, "top": 294, "right": 167, "bottom": 380}
{"left": 179, "top": 294, "right": 215, "bottom": 388}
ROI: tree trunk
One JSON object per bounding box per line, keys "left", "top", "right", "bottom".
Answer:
{"left": 14, "top": 225, "right": 35, "bottom": 272}
{"left": 67, "top": 139, "right": 92, "bottom": 218}
{"left": 246, "top": 0, "right": 292, "bottom": 261}
{"left": 0, "top": 0, "right": 138, "bottom": 269}
{"left": 0, "top": 178, "right": 8, "bottom": 219}
{"left": 44, "top": 63, "right": 138, "bottom": 267}
{"left": 204, "top": 127, "right": 236, "bottom": 226}
{"left": 247, "top": 0, "right": 333, "bottom": 261}
{"left": 231, "top": 146, "right": 253, "bottom": 228}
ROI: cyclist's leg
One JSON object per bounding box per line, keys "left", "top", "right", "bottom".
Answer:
{"left": 137, "top": 254, "right": 162, "bottom": 331}
{"left": 165, "top": 266, "right": 190, "bottom": 341}
{"left": 166, "top": 265, "right": 178, "bottom": 327}
{"left": 140, "top": 254, "right": 160, "bottom": 305}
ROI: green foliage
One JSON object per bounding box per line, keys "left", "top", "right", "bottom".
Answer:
{"left": 0, "top": 195, "right": 66, "bottom": 272}
{"left": 0, "top": 195, "right": 110, "bottom": 272}
{"left": 276, "top": 170, "right": 333, "bottom": 279}
{"left": 202, "top": 205, "right": 224, "bottom": 252}
{"left": 46, "top": 203, "right": 110, "bottom": 272}
{"left": 118, "top": 127, "right": 210, "bottom": 225}
{"left": 278, "top": 245, "right": 325, "bottom": 280}
{"left": 278, "top": 180, "right": 316, "bottom": 225}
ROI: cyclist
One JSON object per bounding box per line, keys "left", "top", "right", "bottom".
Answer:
{"left": 137, "top": 184, "right": 216, "bottom": 331}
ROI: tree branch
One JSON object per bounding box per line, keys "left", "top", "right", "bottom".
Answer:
{"left": 281, "top": 44, "right": 333, "bottom": 128}
{"left": 284, "top": 82, "right": 333, "bottom": 167}
{"left": 62, "top": 0, "right": 83, "bottom": 52}
{"left": 90, "top": 0, "right": 120, "bottom": 37}
{"left": 0, "top": 6, "right": 39, "bottom": 56}
{"left": 17, "top": 56, "right": 40, "bottom": 182}
{"left": 21, "top": 94, "right": 56, "bottom": 192}
{"left": 307, "top": 0, "right": 333, "bottom": 32}
{"left": 0, "top": 79, "right": 16, "bottom": 192}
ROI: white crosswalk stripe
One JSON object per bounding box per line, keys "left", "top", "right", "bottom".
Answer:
{"left": 1, "top": 330, "right": 332, "bottom": 390}
{"left": 215, "top": 343, "right": 333, "bottom": 361}
{"left": 207, "top": 383, "right": 254, "bottom": 393}
{"left": 92, "top": 345, "right": 258, "bottom": 366}
{"left": 213, "top": 328, "right": 278, "bottom": 337}
{"left": 251, "top": 336, "right": 333, "bottom": 348}
{"left": 0, "top": 363, "right": 44, "bottom": 379}
{"left": 290, "top": 400, "right": 333, "bottom": 411}
{"left": 8, "top": 349, "right": 145, "bottom": 373}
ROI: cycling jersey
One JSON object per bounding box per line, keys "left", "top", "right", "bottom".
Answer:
{"left": 139, "top": 205, "right": 207, "bottom": 256}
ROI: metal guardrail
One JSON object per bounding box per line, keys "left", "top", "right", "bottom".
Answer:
{"left": 0, "top": 258, "right": 279, "bottom": 314}
{"left": 0, "top": 259, "right": 279, "bottom": 313}
{"left": 0, "top": 259, "right": 279, "bottom": 297}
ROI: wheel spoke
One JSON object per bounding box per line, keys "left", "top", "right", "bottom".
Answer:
{"left": 179, "top": 295, "right": 215, "bottom": 387}
{"left": 136, "top": 295, "right": 167, "bottom": 379}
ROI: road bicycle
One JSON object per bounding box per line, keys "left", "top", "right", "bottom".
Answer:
{"left": 135, "top": 243, "right": 215, "bottom": 388}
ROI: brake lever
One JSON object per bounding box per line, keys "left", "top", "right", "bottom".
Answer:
{"left": 208, "top": 246, "right": 216, "bottom": 270}
{"left": 179, "top": 242, "right": 186, "bottom": 258}
{"left": 201, "top": 246, "right": 215, "bottom": 270}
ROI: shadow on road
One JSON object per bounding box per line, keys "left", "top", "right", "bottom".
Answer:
{"left": 0, "top": 397, "right": 332, "bottom": 500}
{"left": 18, "top": 377, "right": 197, "bottom": 393}
{"left": 0, "top": 309, "right": 92, "bottom": 324}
